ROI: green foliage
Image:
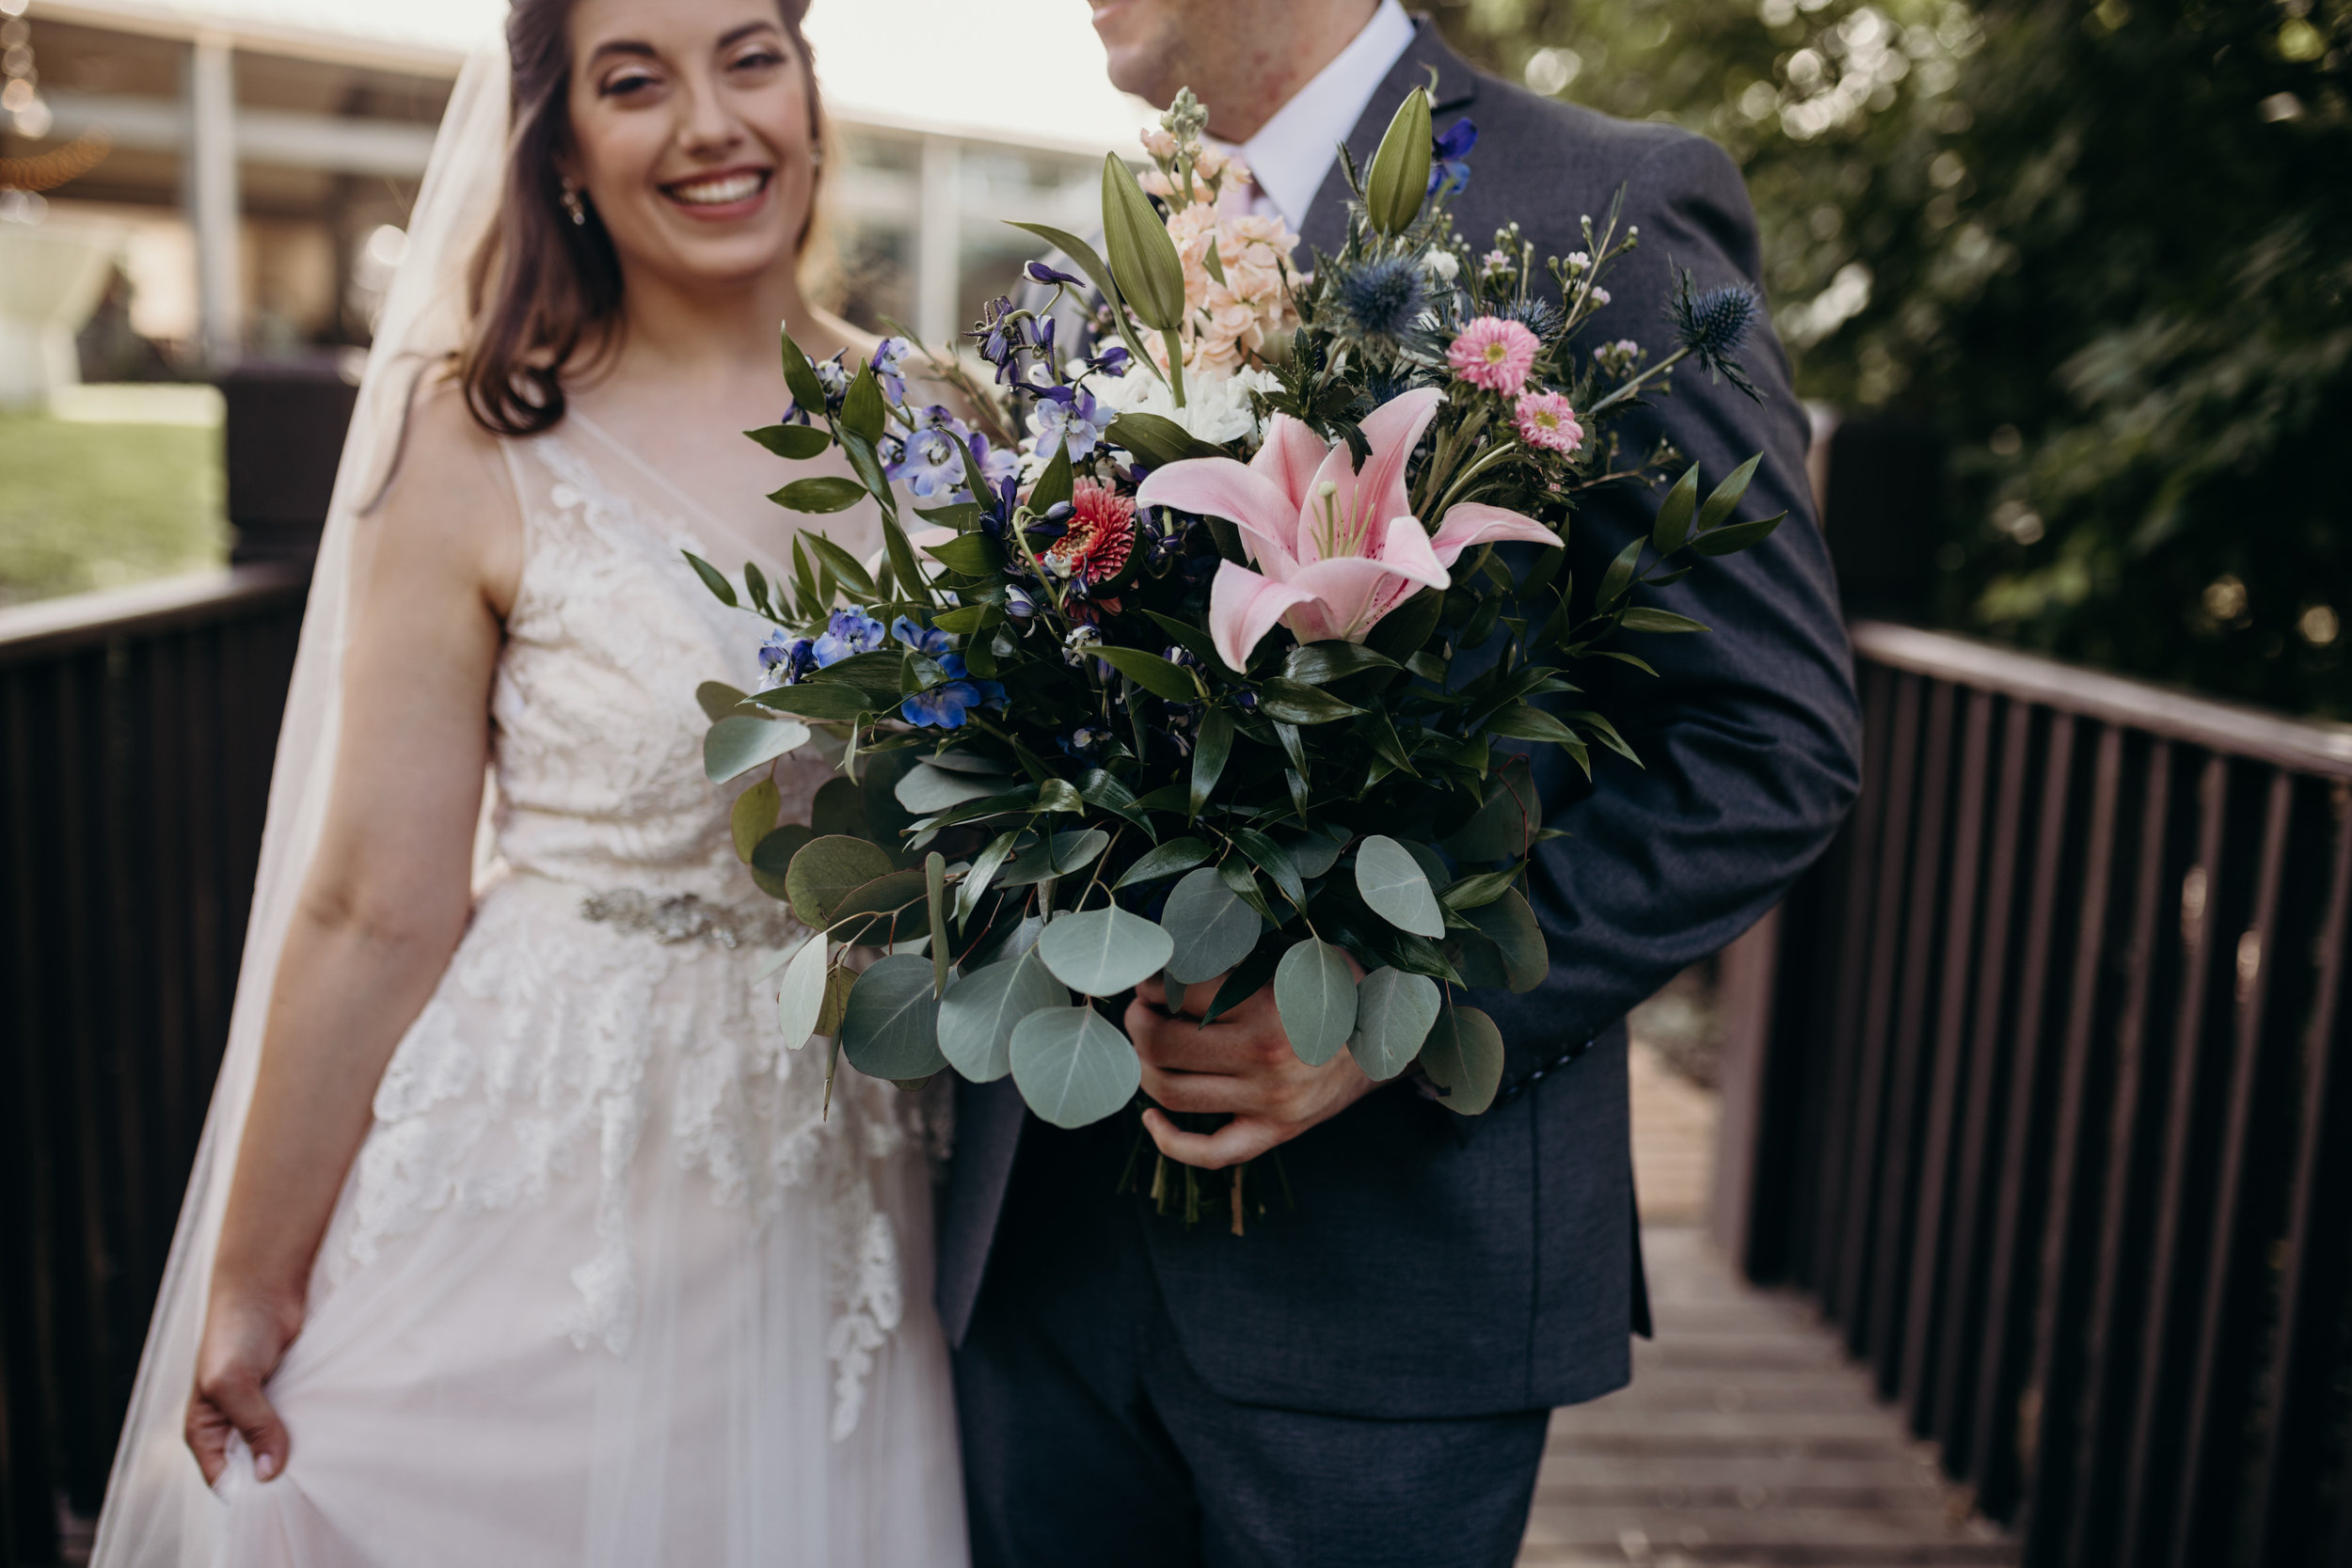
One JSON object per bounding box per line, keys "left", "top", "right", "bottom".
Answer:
{"left": 1436, "top": 0, "right": 2351, "bottom": 715}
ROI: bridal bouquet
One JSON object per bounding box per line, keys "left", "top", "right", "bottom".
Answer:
{"left": 690, "top": 87, "right": 1782, "bottom": 1148}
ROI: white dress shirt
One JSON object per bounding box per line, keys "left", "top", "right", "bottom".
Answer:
{"left": 1234, "top": 0, "right": 1417, "bottom": 229}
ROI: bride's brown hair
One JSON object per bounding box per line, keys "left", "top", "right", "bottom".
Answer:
{"left": 458, "top": 0, "right": 827, "bottom": 436}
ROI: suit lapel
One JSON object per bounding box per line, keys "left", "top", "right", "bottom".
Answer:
{"left": 1298, "top": 18, "right": 1484, "bottom": 258}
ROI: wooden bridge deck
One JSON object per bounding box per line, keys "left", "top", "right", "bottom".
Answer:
{"left": 1518, "top": 1041, "right": 2014, "bottom": 1566}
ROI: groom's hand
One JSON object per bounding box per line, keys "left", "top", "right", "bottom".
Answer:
{"left": 1126, "top": 969, "right": 1379, "bottom": 1169}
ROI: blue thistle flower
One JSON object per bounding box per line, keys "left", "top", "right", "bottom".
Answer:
{"left": 1496, "top": 294, "right": 1565, "bottom": 341}
{"left": 1333, "top": 255, "right": 1428, "bottom": 341}
{"left": 1668, "top": 268, "right": 1763, "bottom": 400}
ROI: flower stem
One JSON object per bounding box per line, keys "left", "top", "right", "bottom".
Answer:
{"left": 1583, "top": 346, "right": 1691, "bottom": 419}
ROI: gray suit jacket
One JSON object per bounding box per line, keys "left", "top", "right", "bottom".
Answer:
{"left": 937, "top": 19, "right": 1861, "bottom": 1420}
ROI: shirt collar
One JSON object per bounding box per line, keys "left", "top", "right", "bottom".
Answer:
{"left": 1235, "top": 0, "right": 1417, "bottom": 230}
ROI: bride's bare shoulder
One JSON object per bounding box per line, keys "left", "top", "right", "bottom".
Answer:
{"left": 371, "top": 373, "right": 525, "bottom": 611}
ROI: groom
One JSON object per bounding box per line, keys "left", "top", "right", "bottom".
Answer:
{"left": 941, "top": 3, "right": 1862, "bottom": 1563}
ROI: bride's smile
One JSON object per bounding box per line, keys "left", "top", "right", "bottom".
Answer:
{"left": 565, "top": 1, "right": 818, "bottom": 285}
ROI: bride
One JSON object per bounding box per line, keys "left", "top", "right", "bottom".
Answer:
{"left": 91, "top": 1, "right": 967, "bottom": 1561}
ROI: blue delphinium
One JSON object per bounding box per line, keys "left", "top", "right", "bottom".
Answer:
{"left": 1430, "top": 119, "right": 1477, "bottom": 198}
{"left": 887, "top": 407, "right": 971, "bottom": 499}
{"left": 870, "top": 336, "right": 914, "bottom": 404}
{"left": 891, "top": 616, "right": 1004, "bottom": 729}
{"left": 812, "top": 608, "right": 885, "bottom": 667}
{"left": 1668, "top": 267, "right": 1763, "bottom": 400}
{"left": 1333, "top": 255, "right": 1428, "bottom": 341}
{"left": 757, "top": 629, "right": 817, "bottom": 689}
{"left": 1028, "top": 384, "right": 1112, "bottom": 463}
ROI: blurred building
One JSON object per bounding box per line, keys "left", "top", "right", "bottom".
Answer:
{"left": 0, "top": 0, "right": 1118, "bottom": 380}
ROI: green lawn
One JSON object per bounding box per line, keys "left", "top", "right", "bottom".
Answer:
{"left": 0, "top": 411, "right": 227, "bottom": 609}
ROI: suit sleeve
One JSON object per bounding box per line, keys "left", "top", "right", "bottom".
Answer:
{"left": 1479, "top": 131, "right": 1864, "bottom": 1081}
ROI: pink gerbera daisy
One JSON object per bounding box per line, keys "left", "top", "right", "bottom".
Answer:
{"left": 1514, "top": 390, "right": 1584, "bottom": 454}
{"left": 1447, "top": 316, "right": 1540, "bottom": 397}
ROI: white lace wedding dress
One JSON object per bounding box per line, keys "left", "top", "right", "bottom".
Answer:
{"left": 134, "top": 413, "right": 967, "bottom": 1566}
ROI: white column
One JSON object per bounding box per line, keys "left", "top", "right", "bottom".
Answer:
{"left": 183, "top": 33, "right": 241, "bottom": 367}
{"left": 915, "top": 135, "right": 961, "bottom": 350}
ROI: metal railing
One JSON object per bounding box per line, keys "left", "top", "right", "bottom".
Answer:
{"left": 0, "top": 565, "right": 306, "bottom": 1563}
{"left": 1723, "top": 619, "right": 2352, "bottom": 1566}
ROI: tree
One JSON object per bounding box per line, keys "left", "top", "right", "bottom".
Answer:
{"left": 1434, "top": 0, "right": 2352, "bottom": 717}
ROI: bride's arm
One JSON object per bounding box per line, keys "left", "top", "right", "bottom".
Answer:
{"left": 186, "top": 388, "right": 522, "bottom": 1487}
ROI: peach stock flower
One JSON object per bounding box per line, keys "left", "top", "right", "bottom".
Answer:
{"left": 1136, "top": 388, "right": 1563, "bottom": 671}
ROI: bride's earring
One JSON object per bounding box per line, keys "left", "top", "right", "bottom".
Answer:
{"left": 809, "top": 143, "right": 826, "bottom": 171}
{"left": 559, "top": 177, "right": 587, "bottom": 227}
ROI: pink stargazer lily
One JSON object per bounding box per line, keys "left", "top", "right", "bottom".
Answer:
{"left": 1136, "top": 387, "right": 1563, "bottom": 671}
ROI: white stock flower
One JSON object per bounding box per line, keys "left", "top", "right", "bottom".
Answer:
{"left": 1093, "top": 362, "right": 1278, "bottom": 449}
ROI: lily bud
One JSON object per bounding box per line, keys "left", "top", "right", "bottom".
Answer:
{"left": 1100, "top": 153, "right": 1187, "bottom": 333}
{"left": 1365, "top": 87, "right": 1434, "bottom": 235}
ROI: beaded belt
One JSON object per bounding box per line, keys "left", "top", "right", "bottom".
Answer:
{"left": 577, "top": 889, "right": 803, "bottom": 951}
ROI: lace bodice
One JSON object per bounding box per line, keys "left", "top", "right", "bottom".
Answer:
{"left": 326, "top": 416, "right": 914, "bottom": 1439}
{"left": 487, "top": 416, "right": 870, "bottom": 903}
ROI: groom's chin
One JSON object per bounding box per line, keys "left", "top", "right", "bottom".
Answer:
{"left": 1089, "top": 0, "right": 1180, "bottom": 104}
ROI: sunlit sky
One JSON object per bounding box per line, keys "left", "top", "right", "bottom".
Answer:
{"left": 119, "top": 0, "right": 1156, "bottom": 150}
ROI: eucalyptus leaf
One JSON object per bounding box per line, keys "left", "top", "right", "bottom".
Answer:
{"left": 1419, "top": 1006, "right": 1504, "bottom": 1115}
{"left": 1278, "top": 827, "right": 1347, "bottom": 879}
{"left": 696, "top": 680, "right": 748, "bottom": 722}
{"left": 895, "top": 762, "right": 1017, "bottom": 814}
{"left": 1348, "top": 967, "right": 1441, "bottom": 1081}
{"left": 1438, "top": 867, "right": 1518, "bottom": 911}
{"left": 1355, "top": 834, "right": 1445, "bottom": 939}
{"left": 938, "top": 949, "right": 1067, "bottom": 1082}
{"left": 1159, "top": 867, "right": 1263, "bottom": 985}
{"left": 750, "top": 824, "right": 813, "bottom": 901}
{"left": 1010, "top": 1006, "right": 1143, "bottom": 1129}
{"left": 747, "top": 682, "right": 872, "bottom": 723}
{"left": 704, "top": 714, "right": 812, "bottom": 783}
{"left": 775, "top": 933, "right": 831, "bottom": 1049}
{"left": 784, "top": 835, "right": 894, "bottom": 927}
{"left": 827, "top": 866, "right": 930, "bottom": 946}
{"left": 812, "top": 776, "right": 869, "bottom": 839}
{"left": 1275, "top": 938, "right": 1358, "bottom": 1066}
{"left": 730, "top": 780, "right": 781, "bottom": 862}
{"left": 836, "top": 954, "right": 947, "bottom": 1080}
{"left": 1038, "top": 907, "right": 1176, "bottom": 997}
